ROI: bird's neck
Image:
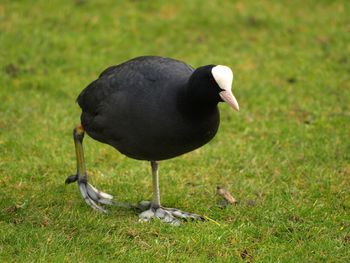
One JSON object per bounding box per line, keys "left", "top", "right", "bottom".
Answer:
{"left": 178, "top": 76, "right": 220, "bottom": 118}
{"left": 185, "top": 83, "right": 219, "bottom": 109}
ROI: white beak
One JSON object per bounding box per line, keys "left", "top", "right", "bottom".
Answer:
{"left": 219, "top": 90, "right": 239, "bottom": 111}
{"left": 212, "top": 65, "right": 239, "bottom": 111}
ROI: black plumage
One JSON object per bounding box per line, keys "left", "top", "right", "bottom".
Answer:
{"left": 78, "top": 56, "right": 221, "bottom": 161}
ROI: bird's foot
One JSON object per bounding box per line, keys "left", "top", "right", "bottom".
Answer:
{"left": 65, "top": 174, "right": 133, "bottom": 213}
{"left": 137, "top": 201, "right": 205, "bottom": 225}
{"left": 78, "top": 180, "right": 114, "bottom": 213}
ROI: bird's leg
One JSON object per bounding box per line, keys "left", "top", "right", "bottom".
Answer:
{"left": 151, "top": 161, "right": 161, "bottom": 208}
{"left": 66, "top": 125, "right": 132, "bottom": 212}
{"left": 138, "top": 161, "right": 205, "bottom": 225}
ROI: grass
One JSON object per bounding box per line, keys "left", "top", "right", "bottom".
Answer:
{"left": 1, "top": 0, "right": 349, "bottom": 261}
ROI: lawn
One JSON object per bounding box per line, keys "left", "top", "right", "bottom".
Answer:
{"left": 1, "top": 0, "right": 349, "bottom": 261}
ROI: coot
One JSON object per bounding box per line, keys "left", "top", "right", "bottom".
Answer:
{"left": 66, "top": 56, "right": 239, "bottom": 225}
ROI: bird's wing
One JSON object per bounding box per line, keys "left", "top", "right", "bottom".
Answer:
{"left": 78, "top": 56, "right": 193, "bottom": 112}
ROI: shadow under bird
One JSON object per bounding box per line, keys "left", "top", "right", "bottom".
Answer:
{"left": 66, "top": 56, "right": 239, "bottom": 225}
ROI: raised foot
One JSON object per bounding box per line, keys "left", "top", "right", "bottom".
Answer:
{"left": 65, "top": 175, "right": 113, "bottom": 212}
{"left": 65, "top": 174, "right": 133, "bottom": 213}
{"left": 138, "top": 201, "right": 205, "bottom": 225}
{"left": 78, "top": 180, "right": 114, "bottom": 213}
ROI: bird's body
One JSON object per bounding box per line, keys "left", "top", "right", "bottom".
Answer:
{"left": 78, "top": 56, "right": 220, "bottom": 160}
{"left": 66, "top": 56, "right": 239, "bottom": 224}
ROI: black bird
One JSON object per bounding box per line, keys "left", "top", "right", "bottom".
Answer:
{"left": 66, "top": 56, "right": 239, "bottom": 225}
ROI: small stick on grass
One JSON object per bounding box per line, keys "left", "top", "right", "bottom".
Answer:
{"left": 216, "top": 186, "right": 237, "bottom": 205}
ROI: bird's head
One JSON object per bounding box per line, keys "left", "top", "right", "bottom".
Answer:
{"left": 188, "top": 65, "right": 239, "bottom": 111}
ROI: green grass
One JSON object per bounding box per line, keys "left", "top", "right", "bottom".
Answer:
{"left": 1, "top": 0, "right": 350, "bottom": 261}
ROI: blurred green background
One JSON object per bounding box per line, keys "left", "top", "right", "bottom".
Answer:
{"left": 0, "top": 0, "right": 349, "bottom": 261}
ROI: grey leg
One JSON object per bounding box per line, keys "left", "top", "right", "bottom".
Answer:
{"left": 151, "top": 161, "right": 161, "bottom": 208}
{"left": 66, "top": 125, "right": 132, "bottom": 212}
{"left": 138, "top": 161, "right": 204, "bottom": 225}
